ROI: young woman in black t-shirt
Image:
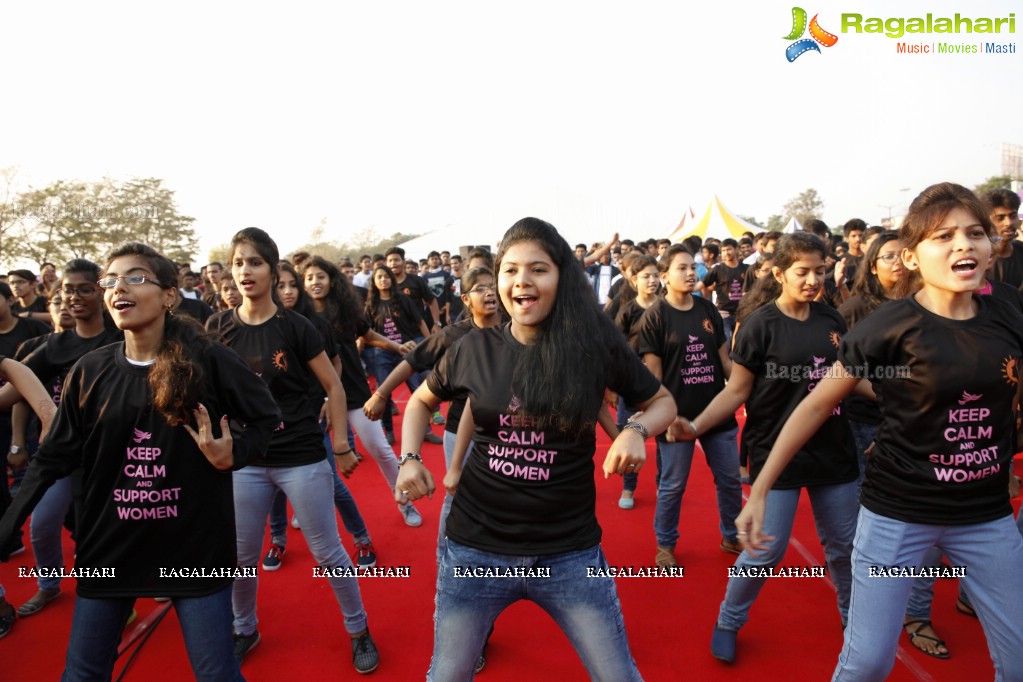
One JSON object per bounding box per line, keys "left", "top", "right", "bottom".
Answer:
{"left": 612, "top": 254, "right": 660, "bottom": 510}
{"left": 396, "top": 218, "right": 675, "bottom": 680}
{"left": 736, "top": 183, "right": 1023, "bottom": 679}
{"left": 0, "top": 243, "right": 281, "bottom": 680}
{"left": 207, "top": 228, "right": 380, "bottom": 674}
{"left": 301, "top": 256, "right": 423, "bottom": 528}
{"left": 364, "top": 265, "right": 430, "bottom": 443}
{"left": 261, "top": 261, "right": 381, "bottom": 571}
{"left": 671, "top": 232, "right": 860, "bottom": 664}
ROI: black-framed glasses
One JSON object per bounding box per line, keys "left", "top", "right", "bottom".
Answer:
{"left": 466, "top": 283, "right": 496, "bottom": 295}
{"left": 876, "top": 253, "right": 901, "bottom": 263}
{"left": 97, "top": 274, "right": 161, "bottom": 289}
{"left": 61, "top": 285, "right": 99, "bottom": 297}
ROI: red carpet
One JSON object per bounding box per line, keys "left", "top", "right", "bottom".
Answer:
{"left": 1, "top": 394, "right": 1012, "bottom": 681}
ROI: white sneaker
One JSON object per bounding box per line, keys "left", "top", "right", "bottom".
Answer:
{"left": 291, "top": 515, "right": 300, "bottom": 529}
{"left": 401, "top": 504, "right": 423, "bottom": 527}
{"left": 618, "top": 492, "right": 635, "bottom": 510}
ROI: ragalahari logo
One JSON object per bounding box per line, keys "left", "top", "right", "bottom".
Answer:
{"left": 784, "top": 7, "right": 839, "bottom": 62}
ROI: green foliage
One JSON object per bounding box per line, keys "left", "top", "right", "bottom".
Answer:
{"left": 766, "top": 214, "right": 785, "bottom": 231}
{"left": 973, "top": 175, "right": 1013, "bottom": 197}
{"left": 737, "top": 214, "right": 765, "bottom": 229}
{"left": 1, "top": 176, "right": 197, "bottom": 269}
{"left": 782, "top": 188, "right": 824, "bottom": 225}
{"left": 280, "top": 225, "right": 422, "bottom": 265}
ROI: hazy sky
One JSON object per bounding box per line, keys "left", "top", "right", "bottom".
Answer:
{"left": 2, "top": 0, "right": 1020, "bottom": 263}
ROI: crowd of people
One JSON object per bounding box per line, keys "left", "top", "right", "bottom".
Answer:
{"left": 0, "top": 182, "right": 1020, "bottom": 680}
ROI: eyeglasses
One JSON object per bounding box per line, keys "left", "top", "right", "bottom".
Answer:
{"left": 876, "top": 253, "right": 901, "bottom": 263}
{"left": 61, "top": 285, "right": 99, "bottom": 297}
{"left": 97, "top": 274, "right": 161, "bottom": 289}
{"left": 466, "top": 283, "right": 496, "bottom": 295}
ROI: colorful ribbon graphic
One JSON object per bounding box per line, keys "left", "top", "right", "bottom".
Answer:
{"left": 784, "top": 7, "right": 838, "bottom": 62}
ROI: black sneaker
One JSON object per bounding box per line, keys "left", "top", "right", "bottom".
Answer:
{"left": 262, "top": 544, "right": 285, "bottom": 571}
{"left": 354, "top": 542, "right": 377, "bottom": 569}
{"left": 0, "top": 599, "right": 15, "bottom": 639}
{"left": 424, "top": 432, "right": 443, "bottom": 445}
{"left": 351, "top": 629, "right": 380, "bottom": 673}
{"left": 234, "top": 630, "right": 260, "bottom": 662}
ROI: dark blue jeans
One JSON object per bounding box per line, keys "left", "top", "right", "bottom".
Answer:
{"left": 62, "top": 585, "right": 243, "bottom": 681}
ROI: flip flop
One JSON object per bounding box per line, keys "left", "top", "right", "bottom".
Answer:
{"left": 954, "top": 597, "right": 977, "bottom": 619}
{"left": 903, "top": 619, "right": 950, "bottom": 659}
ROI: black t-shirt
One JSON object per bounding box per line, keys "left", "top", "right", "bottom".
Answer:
{"left": 837, "top": 294, "right": 883, "bottom": 425}
{"left": 842, "top": 253, "right": 864, "bottom": 288}
{"left": 839, "top": 295, "right": 1023, "bottom": 525}
{"left": 701, "top": 262, "right": 748, "bottom": 314}
{"left": 637, "top": 297, "right": 736, "bottom": 439}
{"left": 421, "top": 269, "right": 451, "bottom": 306}
{"left": 405, "top": 319, "right": 479, "bottom": 434}
{"left": 991, "top": 242, "right": 1023, "bottom": 290}
{"left": 318, "top": 313, "right": 372, "bottom": 410}
{"left": 11, "top": 296, "right": 48, "bottom": 317}
{"left": 206, "top": 308, "right": 325, "bottom": 466}
{"left": 0, "top": 342, "right": 280, "bottom": 597}
{"left": 731, "top": 302, "right": 858, "bottom": 489}
{"left": 987, "top": 278, "right": 1023, "bottom": 315}
{"left": 368, "top": 295, "right": 424, "bottom": 344}
{"left": 614, "top": 298, "right": 652, "bottom": 353}
{"left": 427, "top": 324, "right": 661, "bottom": 555}
{"left": 0, "top": 318, "right": 51, "bottom": 390}
{"left": 176, "top": 297, "right": 215, "bottom": 324}
{"left": 22, "top": 327, "right": 124, "bottom": 405}
{"left": 396, "top": 274, "right": 436, "bottom": 326}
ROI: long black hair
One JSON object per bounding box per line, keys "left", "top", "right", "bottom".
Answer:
{"left": 105, "top": 242, "right": 209, "bottom": 425}
{"left": 230, "top": 227, "right": 282, "bottom": 306}
{"left": 300, "top": 256, "right": 363, "bottom": 343}
{"left": 736, "top": 232, "right": 827, "bottom": 324}
{"left": 849, "top": 231, "right": 901, "bottom": 312}
{"left": 278, "top": 261, "right": 316, "bottom": 317}
{"left": 496, "top": 217, "right": 621, "bottom": 435}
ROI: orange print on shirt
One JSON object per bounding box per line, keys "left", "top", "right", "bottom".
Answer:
{"left": 829, "top": 331, "right": 841, "bottom": 348}
{"left": 703, "top": 318, "right": 714, "bottom": 335}
{"left": 1002, "top": 356, "right": 1019, "bottom": 385}
{"left": 272, "top": 349, "right": 289, "bottom": 373}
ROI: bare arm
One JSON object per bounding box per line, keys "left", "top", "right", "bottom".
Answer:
{"left": 395, "top": 382, "right": 441, "bottom": 501}
{"left": 364, "top": 360, "right": 416, "bottom": 420}
{"left": 669, "top": 363, "right": 755, "bottom": 441}
{"left": 308, "top": 351, "right": 357, "bottom": 476}
{"left": 583, "top": 233, "right": 620, "bottom": 266}
{"left": 444, "top": 399, "right": 475, "bottom": 495}
{"left": 0, "top": 358, "right": 56, "bottom": 438}
{"left": 718, "top": 343, "right": 733, "bottom": 380}
{"left": 602, "top": 384, "right": 675, "bottom": 478}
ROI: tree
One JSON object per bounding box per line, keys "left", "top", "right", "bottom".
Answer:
{"left": 782, "top": 188, "right": 824, "bottom": 225}
{"left": 737, "top": 215, "right": 765, "bottom": 229}
{"left": 973, "top": 175, "right": 1013, "bottom": 197}
{"left": 1, "top": 177, "right": 197, "bottom": 269}
{"left": 766, "top": 214, "right": 785, "bottom": 231}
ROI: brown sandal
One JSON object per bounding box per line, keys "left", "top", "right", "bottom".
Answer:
{"left": 903, "top": 619, "right": 950, "bottom": 659}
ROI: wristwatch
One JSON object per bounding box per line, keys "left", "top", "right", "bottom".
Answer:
{"left": 9, "top": 445, "right": 21, "bottom": 455}
{"left": 399, "top": 453, "right": 423, "bottom": 466}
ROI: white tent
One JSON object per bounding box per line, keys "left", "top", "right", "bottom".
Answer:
{"left": 783, "top": 216, "right": 803, "bottom": 233}
{"left": 673, "top": 197, "right": 760, "bottom": 243}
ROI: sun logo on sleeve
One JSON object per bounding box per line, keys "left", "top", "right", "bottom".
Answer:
{"left": 829, "top": 331, "right": 841, "bottom": 348}
{"left": 702, "top": 318, "right": 714, "bottom": 334}
{"left": 271, "top": 348, "right": 289, "bottom": 373}
{"left": 1002, "top": 356, "right": 1019, "bottom": 385}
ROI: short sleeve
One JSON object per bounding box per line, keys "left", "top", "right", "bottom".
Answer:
{"left": 288, "top": 311, "right": 325, "bottom": 363}
{"left": 607, "top": 335, "right": 660, "bottom": 406}
{"left": 730, "top": 308, "right": 766, "bottom": 374}
{"left": 635, "top": 303, "right": 665, "bottom": 358}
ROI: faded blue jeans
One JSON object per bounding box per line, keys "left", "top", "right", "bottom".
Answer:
{"left": 232, "top": 460, "right": 368, "bottom": 637}
{"left": 654, "top": 427, "right": 742, "bottom": 549}
{"left": 718, "top": 481, "right": 858, "bottom": 631}
{"left": 835, "top": 508, "right": 1023, "bottom": 681}
{"left": 427, "top": 539, "right": 644, "bottom": 681}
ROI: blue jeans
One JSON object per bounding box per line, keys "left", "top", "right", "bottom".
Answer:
{"left": 655, "top": 427, "right": 742, "bottom": 548}
{"left": 718, "top": 482, "right": 858, "bottom": 631}
{"left": 654, "top": 429, "right": 744, "bottom": 548}
{"left": 721, "top": 313, "right": 735, "bottom": 347}
{"left": 267, "top": 425, "right": 370, "bottom": 547}
{"left": 232, "top": 461, "right": 368, "bottom": 636}
{"left": 847, "top": 420, "right": 877, "bottom": 484}
{"left": 835, "top": 508, "right": 1023, "bottom": 681}
{"left": 375, "top": 343, "right": 427, "bottom": 434}
{"left": 62, "top": 585, "right": 243, "bottom": 681}
{"left": 30, "top": 475, "right": 74, "bottom": 591}
{"left": 437, "top": 430, "right": 475, "bottom": 561}
{"left": 428, "top": 539, "right": 643, "bottom": 681}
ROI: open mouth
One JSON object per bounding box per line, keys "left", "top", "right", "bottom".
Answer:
{"left": 112, "top": 300, "right": 135, "bottom": 311}
{"left": 951, "top": 258, "right": 978, "bottom": 275}
{"left": 513, "top": 295, "right": 537, "bottom": 310}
